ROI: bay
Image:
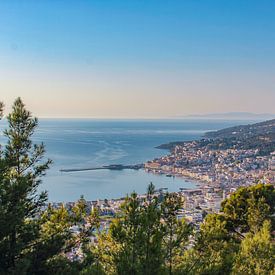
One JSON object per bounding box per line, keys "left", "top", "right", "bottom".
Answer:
{"left": 0, "top": 119, "right": 255, "bottom": 202}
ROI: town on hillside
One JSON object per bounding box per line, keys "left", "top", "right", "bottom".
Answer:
{"left": 52, "top": 120, "right": 275, "bottom": 260}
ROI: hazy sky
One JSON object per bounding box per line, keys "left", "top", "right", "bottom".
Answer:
{"left": 0, "top": 0, "right": 274, "bottom": 118}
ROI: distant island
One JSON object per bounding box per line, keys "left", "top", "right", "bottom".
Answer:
{"left": 181, "top": 112, "right": 275, "bottom": 120}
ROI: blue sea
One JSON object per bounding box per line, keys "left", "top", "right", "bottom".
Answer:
{"left": 0, "top": 119, "right": 255, "bottom": 202}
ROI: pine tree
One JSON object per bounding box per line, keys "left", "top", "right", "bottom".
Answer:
{"left": 182, "top": 214, "right": 238, "bottom": 275}
{"left": 221, "top": 184, "right": 275, "bottom": 235}
{"left": 0, "top": 101, "right": 4, "bottom": 174}
{"left": 232, "top": 220, "right": 275, "bottom": 275}
{"left": 0, "top": 98, "right": 52, "bottom": 273}
{"left": 140, "top": 183, "right": 164, "bottom": 274}
{"left": 181, "top": 184, "right": 275, "bottom": 275}
{"left": 161, "top": 193, "right": 192, "bottom": 275}
{"left": 0, "top": 101, "right": 3, "bottom": 118}
{"left": 108, "top": 191, "right": 144, "bottom": 274}
{"left": 105, "top": 184, "right": 166, "bottom": 275}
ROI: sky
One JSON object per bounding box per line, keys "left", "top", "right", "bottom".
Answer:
{"left": 0, "top": 0, "right": 274, "bottom": 118}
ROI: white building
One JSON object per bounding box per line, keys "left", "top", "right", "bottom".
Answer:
{"left": 269, "top": 152, "right": 275, "bottom": 182}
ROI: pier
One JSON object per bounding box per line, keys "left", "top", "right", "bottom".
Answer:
{"left": 60, "top": 164, "right": 144, "bottom": 173}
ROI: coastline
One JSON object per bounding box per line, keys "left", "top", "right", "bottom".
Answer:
{"left": 145, "top": 120, "right": 275, "bottom": 193}
{"left": 36, "top": 119, "right": 272, "bottom": 202}
{"left": 145, "top": 141, "right": 208, "bottom": 190}
{"left": 144, "top": 119, "right": 275, "bottom": 192}
{"left": 144, "top": 167, "right": 207, "bottom": 189}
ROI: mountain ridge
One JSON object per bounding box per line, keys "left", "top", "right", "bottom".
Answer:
{"left": 183, "top": 112, "right": 275, "bottom": 120}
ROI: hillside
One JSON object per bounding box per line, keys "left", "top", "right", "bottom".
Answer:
{"left": 203, "top": 119, "right": 275, "bottom": 155}
{"left": 157, "top": 119, "right": 275, "bottom": 156}
{"left": 205, "top": 119, "right": 275, "bottom": 139}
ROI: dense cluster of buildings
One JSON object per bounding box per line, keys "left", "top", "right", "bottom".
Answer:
{"left": 269, "top": 151, "right": 275, "bottom": 182}
{"left": 54, "top": 142, "right": 275, "bottom": 234}
{"left": 145, "top": 141, "right": 274, "bottom": 190}
{"left": 142, "top": 141, "right": 275, "bottom": 225}
{"left": 54, "top": 141, "right": 275, "bottom": 259}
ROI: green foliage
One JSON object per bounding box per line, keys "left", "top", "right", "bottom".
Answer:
{"left": 102, "top": 187, "right": 192, "bottom": 275}
{"left": 182, "top": 214, "right": 238, "bottom": 274}
{"left": 179, "top": 184, "right": 275, "bottom": 275}
{"left": 34, "top": 204, "right": 73, "bottom": 273}
{"left": 161, "top": 193, "right": 192, "bottom": 274}
{"left": 232, "top": 220, "right": 275, "bottom": 275}
{"left": 221, "top": 184, "right": 275, "bottom": 234}
{"left": 139, "top": 183, "right": 164, "bottom": 274}
{"left": 160, "top": 119, "right": 275, "bottom": 156}
{"left": 108, "top": 191, "right": 146, "bottom": 274}
{"left": 0, "top": 99, "right": 274, "bottom": 274}
{"left": 0, "top": 98, "right": 52, "bottom": 274}
{"left": 0, "top": 101, "right": 3, "bottom": 118}
{"left": 0, "top": 99, "right": 103, "bottom": 274}
{"left": 205, "top": 119, "right": 275, "bottom": 156}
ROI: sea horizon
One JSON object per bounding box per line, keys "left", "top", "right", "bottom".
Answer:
{"left": 0, "top": 118, "right": 260, "bottom": 202}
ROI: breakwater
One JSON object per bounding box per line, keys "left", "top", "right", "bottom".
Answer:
{"left": 60, "top": 164, "right": 144, "bottom": 173}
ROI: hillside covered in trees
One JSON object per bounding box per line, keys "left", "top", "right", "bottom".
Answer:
{"left": 0, "top": 99, "right": 274, "bottom": 274}
{"left": 158, "top": 119, "right": 275, "bottom": 156}
{"left": 205, "top": 119, "right": 275, "bottom": 139}
{"left": 204, "top": 119, "right": 275, "bottom": 155}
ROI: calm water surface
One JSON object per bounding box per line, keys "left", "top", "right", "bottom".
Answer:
{"left": 0, "top": 119, "right": 254, "bottom": 202}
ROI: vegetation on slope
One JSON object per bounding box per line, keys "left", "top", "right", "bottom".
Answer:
{"left": 157, "top": 119, "right": 275, "bottom": 156}
{"left": 0, "top": 99, "right": 274, "bottom": 274}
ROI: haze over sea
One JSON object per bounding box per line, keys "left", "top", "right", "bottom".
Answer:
{"left": 0, "top": 119, "right": 257, "bottom": 202}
